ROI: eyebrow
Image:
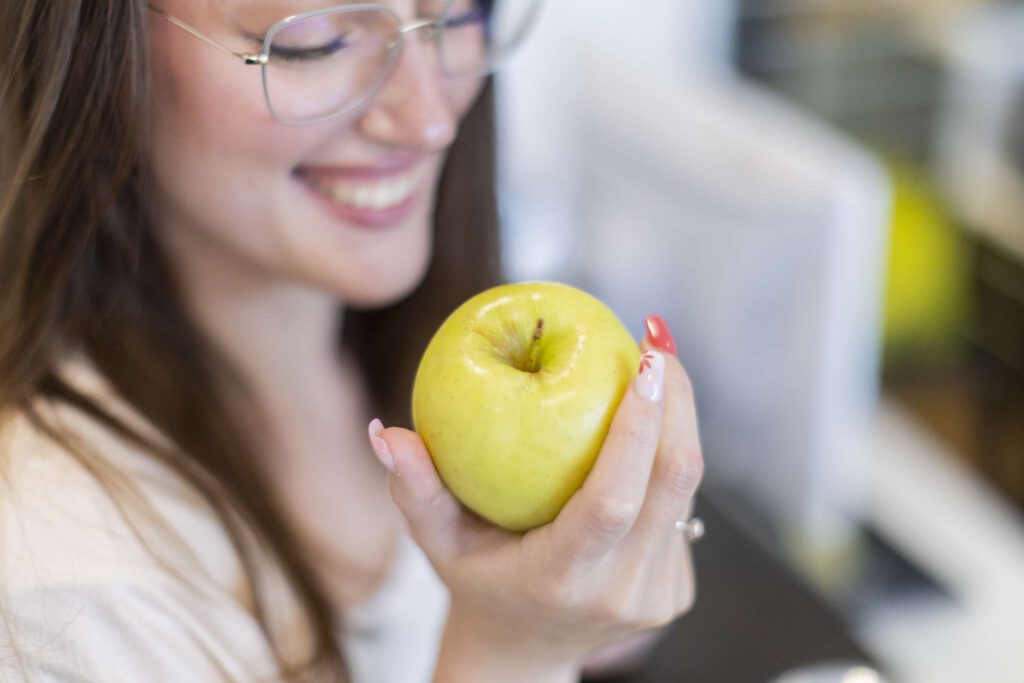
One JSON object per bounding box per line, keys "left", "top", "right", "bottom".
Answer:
{"left": 225, "top": 2, "right": 301, "bottom": 43}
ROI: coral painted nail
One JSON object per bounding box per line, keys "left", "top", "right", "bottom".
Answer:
{"left": 644, "top": 315, "right": 677, "bottom": 355}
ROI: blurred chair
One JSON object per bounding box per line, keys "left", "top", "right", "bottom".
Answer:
{"left": 497, "top": 0, "right": 891, "bottom": 553}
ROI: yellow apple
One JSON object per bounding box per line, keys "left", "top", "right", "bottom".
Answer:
{"left": 412, "top": 281, "right": 640, "bottom": 531}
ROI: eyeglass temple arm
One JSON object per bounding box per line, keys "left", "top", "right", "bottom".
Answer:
{"left": 148, "top": 5, "right": 268, "bottom": 65}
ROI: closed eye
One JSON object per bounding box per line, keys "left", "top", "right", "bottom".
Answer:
{"left": 270, "top": 36, "right": 349, "bottom": 62}
{"left": 443, "top": 4, "right": 487, "bottom": 28}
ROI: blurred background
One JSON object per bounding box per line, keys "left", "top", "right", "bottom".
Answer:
{"left": 493, "top": 1, "right": 1024, "bottom": 681}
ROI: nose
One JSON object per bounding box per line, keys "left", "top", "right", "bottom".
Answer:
{"left": 357, "top": 30, "right": 458, "bottom": 151}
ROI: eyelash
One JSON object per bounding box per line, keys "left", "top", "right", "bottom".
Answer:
{"left": 270, "top": 37, "right": 349, "bottom": 63}
{"left": 444, "top": 5, "right": 487, "bottom": 29}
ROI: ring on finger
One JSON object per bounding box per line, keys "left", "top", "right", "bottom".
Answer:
{"left": 674, "top": 517, "right": 705, "bottom": 543}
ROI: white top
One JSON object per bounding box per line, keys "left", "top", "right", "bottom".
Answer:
{"left": 0, "top": 359, "right": 449, "bottom": 682}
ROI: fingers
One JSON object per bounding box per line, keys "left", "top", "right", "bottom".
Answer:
{"left": 675, "top": 538, "right": 697, "bottom": 614}
{"left": 635, "top": 315, "right": 704, "bottom": 533}
{"left": 637, "top": 522, "right": 696, "bottom": 626}
{"left": 632, "top": 356, "right": 704, "bottom": 535}
{"left": 552, "top": 350, "right": 667, "bottom": 566}
{"left": 637, "top": 318, "right": 701, "bottom": 622}
{"left": 581, "top": 629, "right": 664, "bottom": 677}
{"left": 368, "top": 422, "right": 464, "bottom": 562}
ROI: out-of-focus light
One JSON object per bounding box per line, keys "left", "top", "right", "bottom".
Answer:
{"left": 771, "top": 661, "right": 887, "bottom": 683}
{"left": 843, "top": 666, "right": 881, "bottom": 683}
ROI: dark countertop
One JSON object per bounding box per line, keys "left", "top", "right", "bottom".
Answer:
{"left": 585, "top": 490, "right": 874, "bottom": 683}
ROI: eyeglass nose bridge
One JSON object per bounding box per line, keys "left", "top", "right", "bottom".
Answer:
{"left": 399, "top": 17, "right": 443, "bottom": 40}
{"left": 383, "top": 17, "right": 444, "bottom": 63}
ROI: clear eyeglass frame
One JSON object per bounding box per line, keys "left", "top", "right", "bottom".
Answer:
{"left": 149, "top": 2, "right": 541, "bottom": 126}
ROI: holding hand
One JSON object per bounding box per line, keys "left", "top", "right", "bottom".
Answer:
{"left": 367, "top": 315, "right": 704, "bottom": 682}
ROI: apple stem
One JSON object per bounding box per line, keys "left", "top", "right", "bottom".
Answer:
{"left": 526, "top": 318, "right": 544, "bottom": 373}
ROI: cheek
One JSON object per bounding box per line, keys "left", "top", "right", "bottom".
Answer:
{"left": 149, "top": 18, "right": 264, "bottom": 137}
{"left": 150, "top": 38, "right": 303, "bottom": 175}
{"left": 148, "top": 28, "right": 324, "bottom": 263}
{"left": 148, "top": 15, "right": 321, "bottom": 183}
{"left": 448, "top": 77, "right": 487, "bottom": 120}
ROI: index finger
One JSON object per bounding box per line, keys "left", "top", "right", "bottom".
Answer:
{"left": 550, "top": 350, "right": 667, "bottom": 567}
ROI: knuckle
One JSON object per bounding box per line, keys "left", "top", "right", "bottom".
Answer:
{"left": 645, "top": 601, "right": 679, "bottom": 630}
{"left": 526, "top": 577, "right": 577, "bottom": 613}
{"left": 676, "top": 586, "right": 697, "bottom": 615}
{"left": 588, "top": 583, "right": 671, "bottom": 631}
{"left": 587, "top": 496, "right": 641, "bottom": 537}
{"left": 662, "top": 447, "right": 704, "bottom": 499}
{"left": 591, "top": 594, "right": 634, "bottom": 626}
{"left": 612, "top": 602, "right": 674, "bottom": 632}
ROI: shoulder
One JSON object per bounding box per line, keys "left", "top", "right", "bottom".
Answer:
{"left": 0, "top": 577, "right": 281, "bottom": 682}
{"left": 0, "top": 371, "right": 294, "bottom": 680}
{"left": 0, "top": 393, "right": 240, "bottom": 593}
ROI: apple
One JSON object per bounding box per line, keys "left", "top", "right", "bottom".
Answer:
{"left": 412, "top": 281, "right": 640, "bottom": 531}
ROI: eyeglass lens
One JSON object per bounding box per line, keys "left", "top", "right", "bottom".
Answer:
{"left": 262, "top": 0, "right": 544, "bottom": 124}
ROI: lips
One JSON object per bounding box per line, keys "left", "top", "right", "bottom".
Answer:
{"left": 294, "top": 161, "right": 427, "bottom": 228}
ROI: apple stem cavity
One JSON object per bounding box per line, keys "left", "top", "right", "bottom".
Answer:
{"left": 525, "top": 318, "right": 544, "bottom": 373}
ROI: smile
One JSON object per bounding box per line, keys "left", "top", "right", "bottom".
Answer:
{"left": 295, "top": 163, "right": 427, "bottom": 228}
{"left": 304, "top": 168, "right": 423, "bottom": 211}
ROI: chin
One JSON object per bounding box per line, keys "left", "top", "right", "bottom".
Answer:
{"left": 334, "top": 256, "right": 432, "bottom": 310}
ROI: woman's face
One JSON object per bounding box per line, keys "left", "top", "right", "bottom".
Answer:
{"left": 148, "top": 0, "right": 484, "bottom": 307}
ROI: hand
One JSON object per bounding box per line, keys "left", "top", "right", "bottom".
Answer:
{"left": 581, "top": 629, "right": 665, "bottom": 678}
{"left": 367, "top": 317, "right": 703, "bottom": 677}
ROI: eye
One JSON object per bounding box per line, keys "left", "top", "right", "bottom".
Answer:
{"left": 270, "top": 35, "right": 349, "bottom": 62}
{"left": 443, "top": 0, "right": 488, "bottom": 28}
{"left": 267, "top": 14, "right": 357, "bottom": 63}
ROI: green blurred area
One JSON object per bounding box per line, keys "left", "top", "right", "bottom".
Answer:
{"left": 881, "top": 162, "right": 970, "bottom": 368}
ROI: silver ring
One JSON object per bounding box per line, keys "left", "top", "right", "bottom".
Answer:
{"left": 674, "top": 517, "right": 705, "bottom": 542}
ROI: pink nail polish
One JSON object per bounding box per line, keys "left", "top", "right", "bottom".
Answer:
{"left": 635, "top": 351, "right": 665, "bottom": 402}
{"left": 367, "top": 418, "right": 397, "bottom": 474}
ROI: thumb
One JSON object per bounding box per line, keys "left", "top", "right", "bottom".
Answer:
{"left": 367, "top": 420, "right": 463, "bottom": 561}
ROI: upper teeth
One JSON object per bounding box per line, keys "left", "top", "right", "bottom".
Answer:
{"left": 314, "top": 170, "right": 421, "bottom": 211}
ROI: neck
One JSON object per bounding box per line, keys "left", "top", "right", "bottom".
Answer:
{"left": 197, "top": 273, "right": 341, "bottom": 397}
{"left": 162, "top": 232, "right": 345, "bottom": 419}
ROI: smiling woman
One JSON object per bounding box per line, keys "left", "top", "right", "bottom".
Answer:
{"left": 0, "top": 1, "right": 703, "bottom": 682}
{"left": 0, "top": 0, "right": 501, "bottom": 680}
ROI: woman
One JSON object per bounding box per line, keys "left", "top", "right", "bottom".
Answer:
{"left": 0, "top": 1, "right": 704, "bottom": 681}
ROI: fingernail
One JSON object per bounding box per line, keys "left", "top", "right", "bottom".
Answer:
{"left": 635, "top": 351, "right": 665, "bottom": 402}
{"left": 644, "top": 315, "right": 677, "bottom": 356}
{"left": 367, "top": 418, "right": 397, "bottom": 474}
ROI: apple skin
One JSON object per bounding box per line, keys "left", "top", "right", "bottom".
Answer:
{"left": 412, "top": 281, "right": 640, "bottom": 531}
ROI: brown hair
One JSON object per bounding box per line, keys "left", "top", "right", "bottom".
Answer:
{"left": 0, "top": 1, "right": 501, "bottom": 680}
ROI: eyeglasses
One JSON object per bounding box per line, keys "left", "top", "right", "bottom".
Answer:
{"left": 150, "top": 1, "right": 544, "bottom": 126}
